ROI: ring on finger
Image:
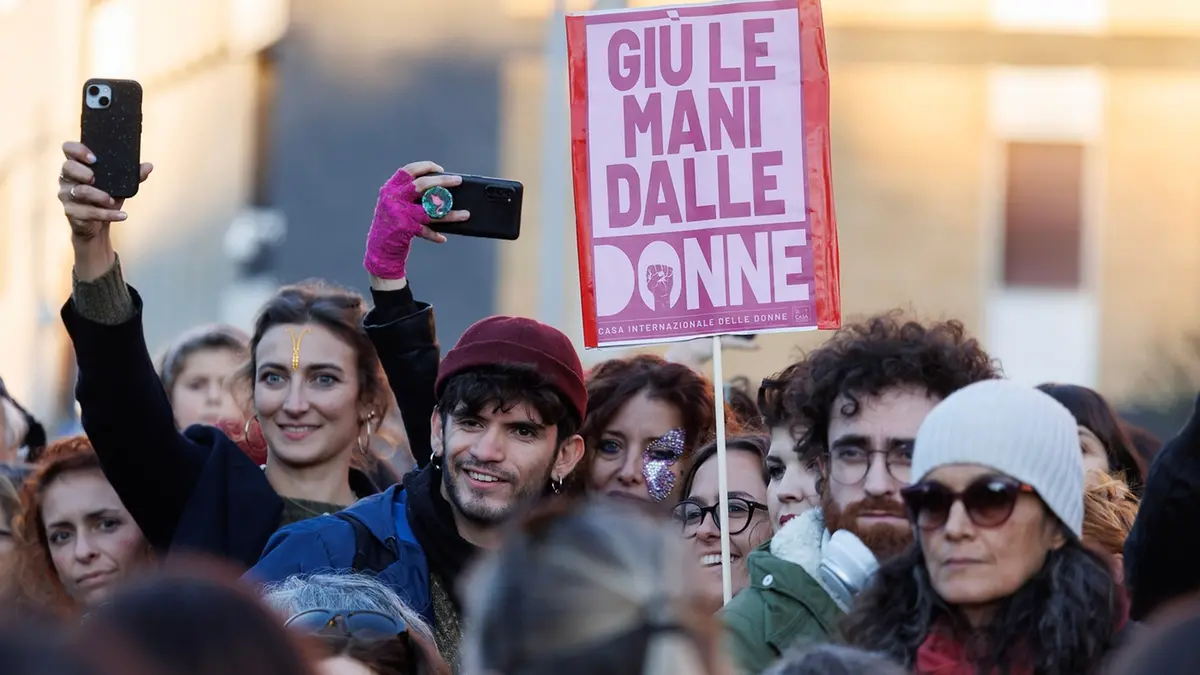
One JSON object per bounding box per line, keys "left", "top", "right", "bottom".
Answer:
{"left": 69, "top": 185, "right": 79, "bottom": 200}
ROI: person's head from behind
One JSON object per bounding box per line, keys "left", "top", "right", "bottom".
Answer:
{"left": 1108, "top": 592, "right": 1200, "bottom": 675}
{"left": 14, "top": 436, "right": 149, "bottom": 612}
{"left": 790, "top": 313, "right": 999, "bottom": 560}
{"left": 461, "top": 498, "right": 727, "bottom": 675}
{"left": 0, "top": 616, "right": 119, "bottom": 675}
{"left": 159, "top": 324, "right": 249, "bottom": 429}
{"left": 79, "top": 564, "right": 319, "bottom": 675}
{"left": 674, "top": 436, "right": 771, "bottom": 611}
{"left": 843, "top": 381, "right": 1123, "bottom": 672}
{"left": 264, "top": 572, "right": 449, "bottom": 675}
{"left": 1082, "top": 475, "right": 1138, "bottom": 582}
{"left": 762, "top": 644, "right": 905, "bottom": 675}
{"left": 581, "top": 354, "right": 719, "bottom": 508}
{"left": 237, "top": 281, "right": 390, "bottom": 473}
{"left": 759, "top": 362, "right": 821, "bottom": 531}
{"left": 431, "top": 316, "right": 588, "bottom": 541}
{"left": 1037, "top": 383, "right": 1143, "bottom": 492}
{"left": 724, "top": 376, "right": 763, "bottom": 431}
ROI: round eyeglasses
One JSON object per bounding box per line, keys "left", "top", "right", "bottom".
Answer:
{"left": 828, "top": 446, "right": 912, "bottom": 486}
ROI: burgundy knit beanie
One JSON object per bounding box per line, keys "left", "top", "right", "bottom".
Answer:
{"left": 435, "top": 316, "right": 587, "bottom": 423}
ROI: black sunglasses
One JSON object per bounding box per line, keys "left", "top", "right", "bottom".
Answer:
{"left": 284, "top": 609, "right": 407, "bottom": 642}
{"left": 901, "top": 476, "right": 1035, "bottom": 531}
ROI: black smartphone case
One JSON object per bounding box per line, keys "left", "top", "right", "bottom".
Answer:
{"left": 81, "top": 79, "right": 143, "bottom": 199}
{"left": 430, "top": 174, "right": 523, "bottom": 241}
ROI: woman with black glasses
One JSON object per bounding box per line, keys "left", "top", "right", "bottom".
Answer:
{"left": 672, "top": 435, "right": 771, "bottom": 615}
{"left": 843, "top": 381, "right": 1129, "bottom": 674}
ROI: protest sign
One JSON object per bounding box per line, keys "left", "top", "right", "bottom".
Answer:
{"left": 567, "top": 0, "right": 840, "bottom": 348}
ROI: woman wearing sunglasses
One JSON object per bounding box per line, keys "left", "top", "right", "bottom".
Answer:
{"left": 287, "top": 607, "right": 449, "bottom": 675}
{"left": 267, "top": 572, "right": 449, "bottom": 675}
{"left": 673, "top": 435, "right": 772, "bottom": 614}
{"left": 843, "top": 381, "right": 1128, "bottom": 674}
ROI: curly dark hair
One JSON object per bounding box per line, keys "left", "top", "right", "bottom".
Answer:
{"left": 789, "top": 313, "right": 1001, "bottom": 453}
{"left": 574, "top": 355, "right": 728, "bottom": 493}
{"left": 758, "top": 361, "right": 809, "bottom": 430}
{"left": 842, "top": 538, "right": 1125, "bottom": 673}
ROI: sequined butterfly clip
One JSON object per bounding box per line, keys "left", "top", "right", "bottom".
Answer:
{"left": 643, "top": 428, "right": 687, "bottom": 502}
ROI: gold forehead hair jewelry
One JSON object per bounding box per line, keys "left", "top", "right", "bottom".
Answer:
{"left": 286, "top": 327, "right": 312, "bottom": 372}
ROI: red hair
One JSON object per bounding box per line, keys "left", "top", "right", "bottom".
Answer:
{"left": 12, "top": 436, "right": 151, "bottom": 615}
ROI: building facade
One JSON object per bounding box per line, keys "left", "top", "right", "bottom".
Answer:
{"left": 2, "top": 0, "right": 1198, "bottom": 431}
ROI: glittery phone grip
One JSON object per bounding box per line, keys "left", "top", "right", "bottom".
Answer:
{"left": 363, "top": 169, "right": 431, "bottom": 280}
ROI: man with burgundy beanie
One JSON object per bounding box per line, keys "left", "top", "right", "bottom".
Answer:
{"left": 251, "top": 162, "right": 588, "bottom": 665}
{"left": 250, "top": 313, "right": 589, "bottom": 664}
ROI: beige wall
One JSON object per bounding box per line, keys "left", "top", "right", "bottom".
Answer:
{"left": 1100, "top": 71, "right": 1200, "bottom": 402}
{"left": 0, "top": 0, "right": 284, "bottom": 419}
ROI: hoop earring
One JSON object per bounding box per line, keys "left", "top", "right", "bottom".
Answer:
{"left": 357, "top": 420, "right": 374, "bottom": 454}
{"left": 551, "top": 477, "right": 564, "bottom": 495}
{"left": 244, "top": 415, "right": 259, "bottom": 443}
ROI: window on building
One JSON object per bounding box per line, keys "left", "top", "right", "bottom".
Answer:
{"left": 1002, "top": 142, "right": 1085, "bottom": 289}
{"left": 250, "top": 48, "right": 278, "bottom": 207}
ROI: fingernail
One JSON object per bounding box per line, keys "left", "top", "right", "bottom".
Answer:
{"left": 115, "top": 211, "right": 127, "bottom": 220}
{"left": 86, "top": 153, "right": 96, "bottom": 163}
{"left": 108, "top": 197, "right": 115, "bottom": 206}
{"left": 460, "top": 210, "right": 470, "bottom": 218}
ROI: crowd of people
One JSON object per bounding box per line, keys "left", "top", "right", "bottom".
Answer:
{"left": 0, "top": 140, "right": 1196, "bottom": 674}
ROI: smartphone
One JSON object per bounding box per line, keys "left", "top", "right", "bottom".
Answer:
{"left": 429, "top": 174, "right": 523, "bottom": 240}
{"left": 80, "top": 78, "right": 143, "bottom": 199}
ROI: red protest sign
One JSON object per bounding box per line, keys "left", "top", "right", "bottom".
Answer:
{"left": 567, "top": 0, "right": 840, "bottom": 348}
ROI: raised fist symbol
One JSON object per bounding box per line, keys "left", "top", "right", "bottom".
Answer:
{"left": 646, "top": 264, "right": 675, "bottom": 312}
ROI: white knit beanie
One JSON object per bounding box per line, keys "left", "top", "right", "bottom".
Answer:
{"left": 911, "top": 379, "right": 1084, "bottom": 539}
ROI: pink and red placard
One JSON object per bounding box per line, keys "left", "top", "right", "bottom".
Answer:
{"left": 567, "top": 0, "right": 840, "bottom": 348}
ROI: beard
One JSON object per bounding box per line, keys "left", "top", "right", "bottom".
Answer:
{"left": 821, "top": 485, "right": 913, "bottom": 560}
{"left": 441, "top": 450, "right": 555, "bottom": 526}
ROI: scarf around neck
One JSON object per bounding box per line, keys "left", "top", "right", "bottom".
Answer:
{"left": 404, "top": 464, "right": 479, "bottom": 609}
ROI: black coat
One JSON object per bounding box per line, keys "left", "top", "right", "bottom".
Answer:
{"left": 1124, "top": 391, "right": 1200, "bottom": 620}
{"left": 61, "top": 286, "right": 439, "bottom": 568}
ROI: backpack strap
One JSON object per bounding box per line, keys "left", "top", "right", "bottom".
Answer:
{"left": 333, "top": 511, "right": 399, "bottom": 574}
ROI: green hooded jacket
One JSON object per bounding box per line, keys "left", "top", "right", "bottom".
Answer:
{"left": 721, "top": 510, "right": 845, "bottom": 674}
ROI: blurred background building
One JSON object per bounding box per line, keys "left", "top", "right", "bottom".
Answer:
{"left": 1, "top": 0, "right": 1198, "bottom": 435}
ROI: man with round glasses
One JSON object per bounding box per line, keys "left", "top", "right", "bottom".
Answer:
{"left": 794, "top": 313, "right": 1000, "bottom": 562}
{"left": 722, "top": 312, "right": 1000, "bottom": 674}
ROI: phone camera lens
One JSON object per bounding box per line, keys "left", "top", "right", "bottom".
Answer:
{"left": 88, "top": 85, "right": 100, "bottom": 96}
{"left": 98, "top": 96, "right": 110, "bottom": 107}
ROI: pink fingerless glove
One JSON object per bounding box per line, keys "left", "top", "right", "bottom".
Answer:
{"left": 363, "top": 169, "right": 430, "bottom": 280}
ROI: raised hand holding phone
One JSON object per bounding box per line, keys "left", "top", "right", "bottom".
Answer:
{"left": 363, "top": 162, "right": 465, "bottom": 286}
{"left": 58, "top": 141, "right": 153, "bottom": 280}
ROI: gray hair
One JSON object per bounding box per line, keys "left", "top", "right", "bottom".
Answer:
{"left": 460, "top": 498, "right": 719, "bottom": 675}
{"left": 262, "top": 572, "right": 435, "bottom": 646}
{"left": 763, "top": 645, "right": 906, "bottom": 675}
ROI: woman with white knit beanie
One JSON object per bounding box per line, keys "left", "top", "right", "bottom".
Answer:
{"left": 841, "top": 380, "right": 1130, "bottom": 674}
